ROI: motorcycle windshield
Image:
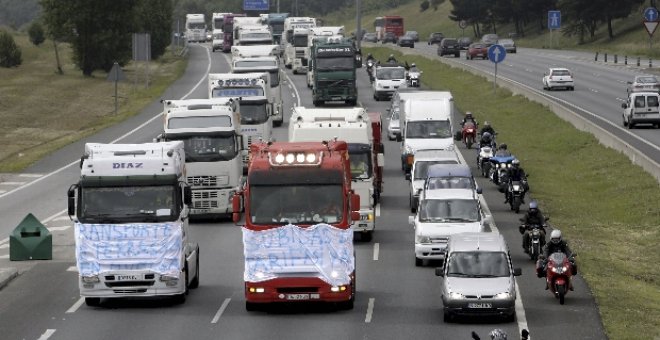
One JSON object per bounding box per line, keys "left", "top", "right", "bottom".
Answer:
{"left": 549, "top": 252, "right": 567, "bottom": 264}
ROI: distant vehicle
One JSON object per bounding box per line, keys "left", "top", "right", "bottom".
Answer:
{"left": 438, "top": 38, "right": 460, "bottom": 58}
{"left": 627, "top": 75, "right": 660, "bottom": 94}
{"left": 185, "top": 14, "right": 207, "bottom": 43}
{"left": 457, "top": 37, "right": 472, "bottom": 50}
{"left": 374, "top": 15, "right": 404, "bottom": 41}
{"left": 428, "top": 32, "right": 444, "bottom": 45}
{"left": 621, "top": 92, "right": 660, "bottom": 128}
{"left": 405, "top": 30, "right": 419, "bottom": 42}
{"left": 543, "top": 67, "right": 574, "bottom": 91}
{"left": 466, "top": 43, "right": 488, "bottom": 60}
{"left": 206, "top": 30, "right": 212, "bottom": 42}
{"left": 362, "top": 32, "right": 378, "bottom": 42}
{"left": 499, "top": 38, "right": 516, "bottom": 53}
{"left": 481, "top": 33, "right": 499, "bottom": 46}
{"left": 397, "top": 35, "right": 415, "bottom": 48}
{"left": 373, "top": 64, "right": 407, "bottom": 101}
{"left": 382, "top": 32, "right": 397, "bottom": 44}
{"left": 387, "top": 107, "right": 400, "bottom": 141}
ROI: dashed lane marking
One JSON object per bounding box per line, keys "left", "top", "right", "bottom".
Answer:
{"left": 0, "top": 182, "right": 27, "bottom": 185}
{"left": 365, "top": 298, "right": 375, "bottom": 323}
{"left": 211, "top": 298, "right": 231, "bottom": 323}
{"left": 66, "top": 297, "right": 85, "bottom": 314}
{"left": 373, "top": 243, "right": 379, "bottom": 261}
{"left": 37, "top": 329, "right": 56, "bottom": 340}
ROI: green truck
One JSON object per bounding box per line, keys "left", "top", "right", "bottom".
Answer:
{"left": 310, "top": 37, "right": 358, "bottom": 107}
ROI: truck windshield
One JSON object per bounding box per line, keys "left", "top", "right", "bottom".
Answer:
{"left": 187, "top": 23, "right": 206, "bottom": 29}
{"left": 293, "top": 35, "right": 308, "bottom": 47}
{"left": 406, "top": 120, "right": 452, "bottom": 139}
{"left": 271, "top": 23, "right": 284, "bottom": 33}
{"left": 79, "top": 186, "right": 177, "bottom": 223}
{"left": 240, "top": 102, "right": 269, "bottom": 124}
{"left": 414, "top": 161, "right": 458, "bottom": 180}
{"left": 349, "top": 150, "right": 372, "bottom": 179}
{"left": 447, "top": 252, "right": 510, "bottom": 277}
{"left": 418, "top": 199, "right": 479, "bottom": 223}
{"left": 241, "top": 33, "right": 271, "bottom": 40}
{"left": 249, "top": 184, "right": 344, "bottom": 225}
{"left": 167, "top": 133, "right": 238, "bottom": 162}
{"left": 317, "top": 57, "right": 354, "bottom": 71}
{"left": 376, "top": 67, "right": 405, "bottom": 80}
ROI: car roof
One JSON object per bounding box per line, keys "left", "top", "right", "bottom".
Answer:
{"left": 423, "top": 188, "right": 478, "bottom": 200}
{"left": 634, "top": 75, "right": 658, "bottom": 81}
{"left": 414, "top": 149, "right": 460, "bottom": 162}
{"left": 427, "top": 164, "right": 472, "bottom": 178}
{"left": 549, "top": 67, "right": 570, "bottom": 71}
{"left": 448, "top": 232, "right": 507, "bottom": 253}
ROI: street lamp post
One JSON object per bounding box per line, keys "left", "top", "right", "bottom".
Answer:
{"left": 356, "top": 0, "right": 362, "bottom": 50}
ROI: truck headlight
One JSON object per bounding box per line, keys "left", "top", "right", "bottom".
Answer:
{"left": 81, "top": 275, "right": 100, "bottom": 283}
{"left": 416, "top": 235, "right": 430, "bottom": 243}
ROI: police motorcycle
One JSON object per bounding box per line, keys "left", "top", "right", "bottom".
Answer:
{"left": 519, "top": 217, "right": 548, "bottom": 261}
{"left": 366, "top": 56, "right": 376, "bottom": 83}
{"left": 407, "top": 69, "right": 421, "bottom": 87}
{"left": 488, "top": 155, "right": 516, "bottom": 187}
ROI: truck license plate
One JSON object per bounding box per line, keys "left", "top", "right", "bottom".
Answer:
{"left": 468, "top": 302, "right": 492, "bottom": 308}
{"left": 116, "top": 275, "right": 140, "bottom": 281}
{"left": 286, "top": 294, "right": 310, "bottom": 300}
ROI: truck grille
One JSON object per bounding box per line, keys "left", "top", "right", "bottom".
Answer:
{"left": 295, "top": 50, "right": 304, "bottom": 58}
{"left": 188, "top": 176, "right": 217, "bottom": 186}
{"left": 105, "top": 281, "right": 155, "bottom": 288}
{"left": 431, "top": 237, "right": 449, "bottom": 244}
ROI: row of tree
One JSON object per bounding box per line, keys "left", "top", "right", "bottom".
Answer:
{"left": 447, "top": 0, "right": 649, "bottom": 41}
{"left": 40, "top": 0, "right": 173, "bottom": 76}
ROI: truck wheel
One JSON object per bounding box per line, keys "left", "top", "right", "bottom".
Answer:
{"left": 622, "top": 116, "right": 628, "bottom": 127}
{"left": 362, "top": 231, "right": 373, "bottom": 242}
{"left": 245, "top": 301, "right": 259, "bottom": 311}
{"left": 85, "top": 298, "right": 101, "bottom": 307}
{"left": 415, "top": 257, "right": 423, "bottom": 267}
{"left": 347, "top": 99, "right": 357, "bottom": 106}
{"left": 189, "top": 248, "right": 200, "bottom": 289}
{"left": 313, "top": 100, "right": 322, "bottom": 107}
{"left": 627, "top": 119, "right": 634, "bottom": 129}
{"left": 273, "top": 119, "right": 283, "bottom": 127}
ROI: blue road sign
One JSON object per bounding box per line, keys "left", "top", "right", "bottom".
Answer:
{"left": 244, "top": 0, "right": 269, "bottom": 11}
{"left": 644, "top": 7, "right": 659, "bottom": 22}
{"left": 488, "top": 44, "right": 506, "bottom": 64}
{"left": 548, "top": 10, "right": 561, "bottom": 29}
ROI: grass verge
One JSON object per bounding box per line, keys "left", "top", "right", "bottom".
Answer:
{"left": 366, "top": 46, "right": 660, "bottom": 340}
{"left": 0, "top": 32, "right": 188, "bottom": 172}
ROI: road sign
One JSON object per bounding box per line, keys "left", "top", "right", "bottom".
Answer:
{"left": 643, "top": 7, "right": 659, "bottom": 22}
{"left": 548, "top": 10, "right": 561, "bottom": 29}
{"left": 243, "top": 0, "right": 269, "bottom": 11}
{"left": 459, "top": 20, "right": 467, "bottom": 29}
{"left": 644, "top": 21, "right": 659, "bottom": 36}
{"left": 488, "top": 44, "right": 506, "bottom": 64}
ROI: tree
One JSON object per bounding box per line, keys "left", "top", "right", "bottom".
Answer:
{"left": 0, "top": 30, "right": 22, "bottom": 67}
{"left": 420, "top": 0, "right": 430, "bottom": 12}
{"left": 134, "top": 0, "right": 174, "bottom": 60}
{"left": 28, "top": 21, "right": 45, "bottom": 46}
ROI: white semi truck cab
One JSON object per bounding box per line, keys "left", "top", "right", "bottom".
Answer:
{"left": 67, "top": 142, "right": 200, "bottom": 306}
{"left": 283, "top": 17, "right": 316, "bottom": 70}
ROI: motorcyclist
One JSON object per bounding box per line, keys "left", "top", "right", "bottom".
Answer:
{"left": 409, "top": 62, "right": 420, "bottom": 73}
{"left": 519, "top": 201, "right": 547, "bottom": 252}
{"left": 461, "top": 111, "right": 478, "bottom": 128}
{"left": 479, "top": 131, "right": 495, "bottom": 149}
{"left": 366, "top": 53, "right": 375, "bottom": 63}
{"left": 480, "top": 121, "right": 495, "bottom": 136}
{"left": 541, "top": 229, "right": 575, "bottom": 290}
{"left": 494, "top": 143, "right": 512, "bottom": 157}
{"left": 386, "top": 54, "right": 397, "bottom": 63}
{"left": 504, "top": 158, "right": 528, "bottom": 203}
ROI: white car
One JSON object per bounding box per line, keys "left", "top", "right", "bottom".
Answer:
{"left": 386, "top": 107, "right": 400, "bottom": 140}
{"left": 621, "top": 92, "right": 660, "bottom": 129}
{"left": 543, "top": 67, "right": 574, "bottom": 91}
{"left": 373, "top": 64, "right": 407, "bottom": 101}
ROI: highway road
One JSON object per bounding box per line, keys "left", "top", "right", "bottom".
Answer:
{"left": 0, "top": 43, "right": 606, "bottom": 340}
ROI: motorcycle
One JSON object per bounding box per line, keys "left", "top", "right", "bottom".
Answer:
{"left": 461, "top": 122, "right": 477, "bottom": 149}
{"left": 488, "top": 155, "right": 516, "bottom": 186}
{"left": 518, "top": 221, "right": 547, "bottom": 261}
{"left": 366, "top": 59, "right": 376, "bottom": 83}
{"left": 537, "top": 252, "right": 577, "bottom": 305}
{"left": 407, "top": 70, "right": 421, "bottom": 87}
{"left": 506, "top": 179, "right": 527, "bottom": 213}
{"left": 477, "top": 144, "right": 494, "bottom": 178}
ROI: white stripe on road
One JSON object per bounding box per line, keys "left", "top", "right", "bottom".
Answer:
{"left": 375, "top": 203, "right": 380, "bottom": 217}
{"left": 283, "top": 71, "right": 302, "bottom": 107}
{"left": 18, "top": 174, "right": 43, "bottom": 178}
{"left": 291, "top": 92, "right": 296, "bottom": 98}
{"left": 515, "top": 279, "right": 530, "bottom": 336}
{"left": 66, "top": 297, "right": 85, "bottom": 314}
{"left": 47, "top": 225, "right": 71, "bottom": 232}
{"left": 0, "top": 238, "right": 7, "bottom": 245}
{"left": 52, "top": 216, "right": 71, "bottom": 222}
{"left": 0, "top": 244, "right": 7, "bottom": 249}
{"left": 0, "top": 182, "right": 26, "bottom": 185}
{"left": 67, "top": 266, "right": 78, "bottom": 272}
{"left": 373, "top": 243, "right": 379, "bottom": 261}
{"left": 0, "top": 255, "right": 8, "bottom": 259}
{"left": 44, "top": 209, "right": 68, "bottom": 223}
{"left": 365, "top": 297, "right": 375, "bottom": 323}
{"left": 211, "top": 298, "right": 231, "bottom": 323}
{"left": 36, "top": 329, "right": 56, "bottom": 340}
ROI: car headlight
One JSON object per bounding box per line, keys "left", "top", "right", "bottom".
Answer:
{"left": 415, "top": 234, "right": 430, "bottom": 244}
{"left": 448, "top": 291, "right": 464, "bottom": 300}
{"left": 404, "top": 144, "right": 414, "bottom": 153}
{"left": 494, "top": 292, "right": 512, "bottom": 299}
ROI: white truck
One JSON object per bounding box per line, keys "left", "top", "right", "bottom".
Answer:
{"left": 231, "top": 45, "right": 284, "bottom": 127}
{"left": 236, "top": 25, "right": 273, "bottom": 46}
{"left": 185, "top": 14, "right": 207, "bottom": 43}
{"left": 67, "top": 142, "right": 200, "bottom": 306}
{"left": 288, "top": 107, "right": 384, "bottom": 242}
{"left": 304, "top": 27, "right": 345, "bottom": 88}
{"left": 232, "top": 17, "right": 266, "bottom": 46}
{"left": 400, "top": 97, "right": 455, "bottom": 174}
{"left": 212, "top": 12, "right": 231, "bottom": 31}
{"left": 283, "top": 17, "right": 316, "bottom": 73}
{"left": 208, "top": 73, "right": 273, "bottom": 167}
{"left": 158, "top": 98, "right": 244, "bottom": 219}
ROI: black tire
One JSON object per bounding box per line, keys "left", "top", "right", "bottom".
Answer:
{"left": 189, "top": 248, "right": 200, "bottom": 289}
{"left": 245, "top": 301, "right": 259, "bottom": 312}
{"left": 285, "top": 63, "right": 291, "bottom": 69}
{"left": 85, "top": 297, "right": 101, "bottom": 307}
{"left": 558, "top": 285, "right": 566, "bottom": 305}
{"left": 313, "top": 100, "right": 322, "bottom": 107}
{"left": 531, "top": 243, "right": 539, "bottom": 261}
{"left": 347, "top": 99, "right": 357, "bottom": 106}
{"left": 415, "top": 257, "right": 423, "bottom": 267}
{"left": 513, "top": 197, "right": 521, "bottom": 214}
{"left": 627, "top": 120, "right": 634, "bottom": 129}
{"left": 455, "top": 53, "right": 459, "bottom": 58}
{"left": 443, "top": 310, "right": 452, "bottom": 322}
{"left": 362, "top": 231, "right": 373, "bottom": 242}
{"left": 273, "top": 119, "right": 283, "bottom": 127}
{"left": 570, "top": 86, "right": 575, "bottom": 91}
{"left": 505, "top": 311, "right": 516, "bottom": 322}
{"left": 623, "top": 117, "right": 628, "bottom": 127}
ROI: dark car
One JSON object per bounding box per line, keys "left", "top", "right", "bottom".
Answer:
{"left": 382, "top": 32, "right": 397, "bottom": 44}
{"left": 362, "top": 32, "right": 377, "bottom": 43}
{"left": 457, "top": 37, "right": 472, "bottom": 50}
{"left": 438, "top": 38, "right": 460, "bottom": 57}
{"left": 481, "top": 33, "right": 499, "bottom": 47}
{"left": 405, "top": 30, "right": 420, "bottom": 42}
{"left": 466, "top": 43, "right": 488, "bottom": 60}
{"left": 397, "top": 35, "right": 415, "bottom": 48}
{"left": 428, "top": 32, "right": 444, "bottom": 45}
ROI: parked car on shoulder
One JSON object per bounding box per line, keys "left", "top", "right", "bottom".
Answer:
{"left": 627, "top": 75, "right": 660, "bottom": 94}
{"left": 362, "top": 32, "right": 378, "bottom": 43}
{"left": 398, "top": 35, "right": 415, "bottom": 48}
{"left": 428, "top": 32, "right": 445, "bottom": 45}
{"left": 457, "top": 37, "right": 472, "bottom": 50}
{"left": 481, "top": 33, "right": 499, "bottom": 47}
{"left": 466, "top": 43, "right": 488, "bottom": 60}
{"left": 621, "top": 92, "right": 660, "bottom": 128}
{"left": 405, "top": 30, "right": 420, "bottom": 42}
{"left": 382, "top": 32, "right": 398, "bottom": 44}
{"left": 499, "top": 38, "right": 516, "bottom": 53}
{"left": 542, "top": 67, "right": 574, "bottom": 91}
{"left": 438, "top": 38, "right": 460, "bottom": 58}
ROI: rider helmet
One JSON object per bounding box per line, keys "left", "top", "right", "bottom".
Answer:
{"left": 529, "top": 200, "right": 538, "bottom": 210}
{"left": 512, "top": 159, "right": 520, "bottom": 168}
{"left": 499, "top": 143, "right": 507, "bottom": 150}
{"left": 481, "top": 132, "right": 492, "bottom": 143}
{"left": 550, "top": 229, "right": 562, "bottom": 244}
{"left": 484, "top": 121, "right": 490, "bottom": 127}
{"left": 367, "top": 53, "right": 372, "bottom": 58}
{"left": 489, "top": 329, "right": 508, "bottom": 340}
{"left": 465, "top": 111, "right": 473, "bottom": 119}
{"left": 411, "top": 62, "right": 416, "bottom": 67}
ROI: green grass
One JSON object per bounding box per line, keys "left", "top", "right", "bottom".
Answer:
{"left": 0, "top": 31, "right": 188, "bottom": 172}
{"left": 367, "top": 46, "right": 660, "bottom": 340}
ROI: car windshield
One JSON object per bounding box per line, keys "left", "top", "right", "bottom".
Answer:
{"left": 552, "top": 70, "right": 570, "bottom": 76}
{"left": 418, "top": 199, "right": 479, "bottom": 222}
{"left": 80, "top": 185, "right": 177, "bottom": 223}
{"left": 249, "top": 184, "right": 344, "bottom": 225}
{"left": 413, "top": 161, "right": 459, "bottom": 180}
{"left": 499, "top": 39, "right": 513, "bottom": 45}
{"left": 376, "top": 67, "right": 406, "bottom": 79}
{"left": 637, "top": 76, "right": 658, "bottom": 83}
{"left": 405, "top": 120, "right": 452, "bottom": 139}
{"left": 426, "top": 177, "right": 473, "bottom": 190}
{"left": 293, "top": 35, "right": 308, "bottom": 47}
{"left": 443, "top": 39, "right": 457, "bottom": 45}
{"left": 446, "top": 252, "right": 510, "bottom": 277}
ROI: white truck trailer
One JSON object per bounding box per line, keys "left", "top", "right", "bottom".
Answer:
{"left": 185, "top": 14, "right": 207, "bottom": 43}
{"left": 288, "top": 107, "right": 384, "bottom": 242}
{"left": 67, "top": 142, "right": 200, "bottom": 306}
{"left": 159, "top": 98, "right": 244, "bottom": 219}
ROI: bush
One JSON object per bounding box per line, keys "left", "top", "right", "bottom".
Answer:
{"left": 420, "top": 0, "right": 429, "bottom": 12}
{"left": 28, "top": 22, "right": 45, "bottom": 46}
{"left": 0, "top": 30, "right": 22, "bottom": 67}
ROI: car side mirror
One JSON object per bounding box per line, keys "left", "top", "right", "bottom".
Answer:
{"left": 476, "top": 187, "right": 482, "bottom": 194}
{"left": 513, "top": 268, "right": 522, "bottom": 276}
{"left": 435, "top": 267, "right": 444, "bottom": 277}
{"left": 627, "top": 81, "right": 632, "bottom": 84}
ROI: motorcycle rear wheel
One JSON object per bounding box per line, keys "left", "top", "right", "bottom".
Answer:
{"left": 512, "top": 196, "right": 521, "bottom": 213}
{"left": 531, "top": 243, "right": 539, "bottom": 261}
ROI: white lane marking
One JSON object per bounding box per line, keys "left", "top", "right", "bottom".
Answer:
{"left": 67, "top": 266, "right": 77, "bottom": 272}
{"left": 211, "top": 298, "right": 231, "bottom": 323}
{"left": 44, "top": 209, "right": 68, "bottom": 224}
{"left": 375, "top": 203, "right": 380, "bottom": 217}
{"left": 36, "top": 329, "right": 56, "bottom": 340}
{"left": 66, "top": 297, "right": 85, "bottom": 314}
{"left": 373, "top": 243, "right": 379, "bottom": 261}
{"left": 0, "top": 44, "right": 212, "bottom": 200}
{"left": 590, "top": 88, "right": 599, "bottom": 93}
{"left": 0, "top": 255, "right": 8, "bottom": 259}
{"left": 0, "top": 237, "right": 8, "bottom": 245}
{"left": 0, "top": 182, "right": 26, "bottom": 185}
{"left": 18, "top": 174, "right": 43, "bottom": 178}
{"left": 365, "top": 297, "right": 375, "bottom": 323}
{"left": 283, "top": 71, "right": 302, "bottom": 107}
{"left": 291, "top": 92, "right": 296, "bottom": 98}
{"left": 0, "top": 244, "right": 7, "bottom": 249}
{"left": 616, "top": 97, "right": 626, "bottom": 102}
{"left": 47, "top": 225, "right": 71, "bottom": 232}
{"left": 52, "top": 216, "right": 70, "bottom": 222}
{"left": 514, "top": 279, "right": 530, "bottom": 336}
{"left": 0, "top": 190, "right": 5, "bottom": 194}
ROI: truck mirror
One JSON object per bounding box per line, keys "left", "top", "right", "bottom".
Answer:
{"left": 67, "top": 185, "right": 76, "bottom": 217}
{"left": 350, "top": 192, "right": 360, "bottom": 212}
{"left": 183, "top": 186, "right": 192, "bottom": 205}
{"left": 350, "top": 211, "right": 361, "bottom": 221}
{"left": 408, "top": 215, "right": 415, "bottom": 225}
{"left": 377, "top": 153, "right": 385, "bottom": 167}
{"left": 621, "top": 103, "right": 627, "bottom": 109}
{"left": 405, "top": 172, "right": 411, "bottom": 181}
{"left": 232, "top": 194, "right": 242, "bottom": 213}
{"left": 435, "top": 267, "right": 444, "bottom": 277}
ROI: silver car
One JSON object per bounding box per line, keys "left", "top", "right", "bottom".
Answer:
{"left": 387, "top": 108, "right": 400, "bottom": 140}
{"left": 627, "top": 75, "right": 660, "bottom": 94}
{"left": 436, "top": 232, "right": 522, "bottom": 322}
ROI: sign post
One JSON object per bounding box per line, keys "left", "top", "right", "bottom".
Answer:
{"left": 548, "top": 10, "right": 561, "bottom": 49}
{"left": 459, "top": 20, "right": 467, "bottom": 39}
{"left": 488, "top": 44, "right": 506, "bottom": 94}
{"left": 643, "top": 7, "right": 659, "bottom": 51}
